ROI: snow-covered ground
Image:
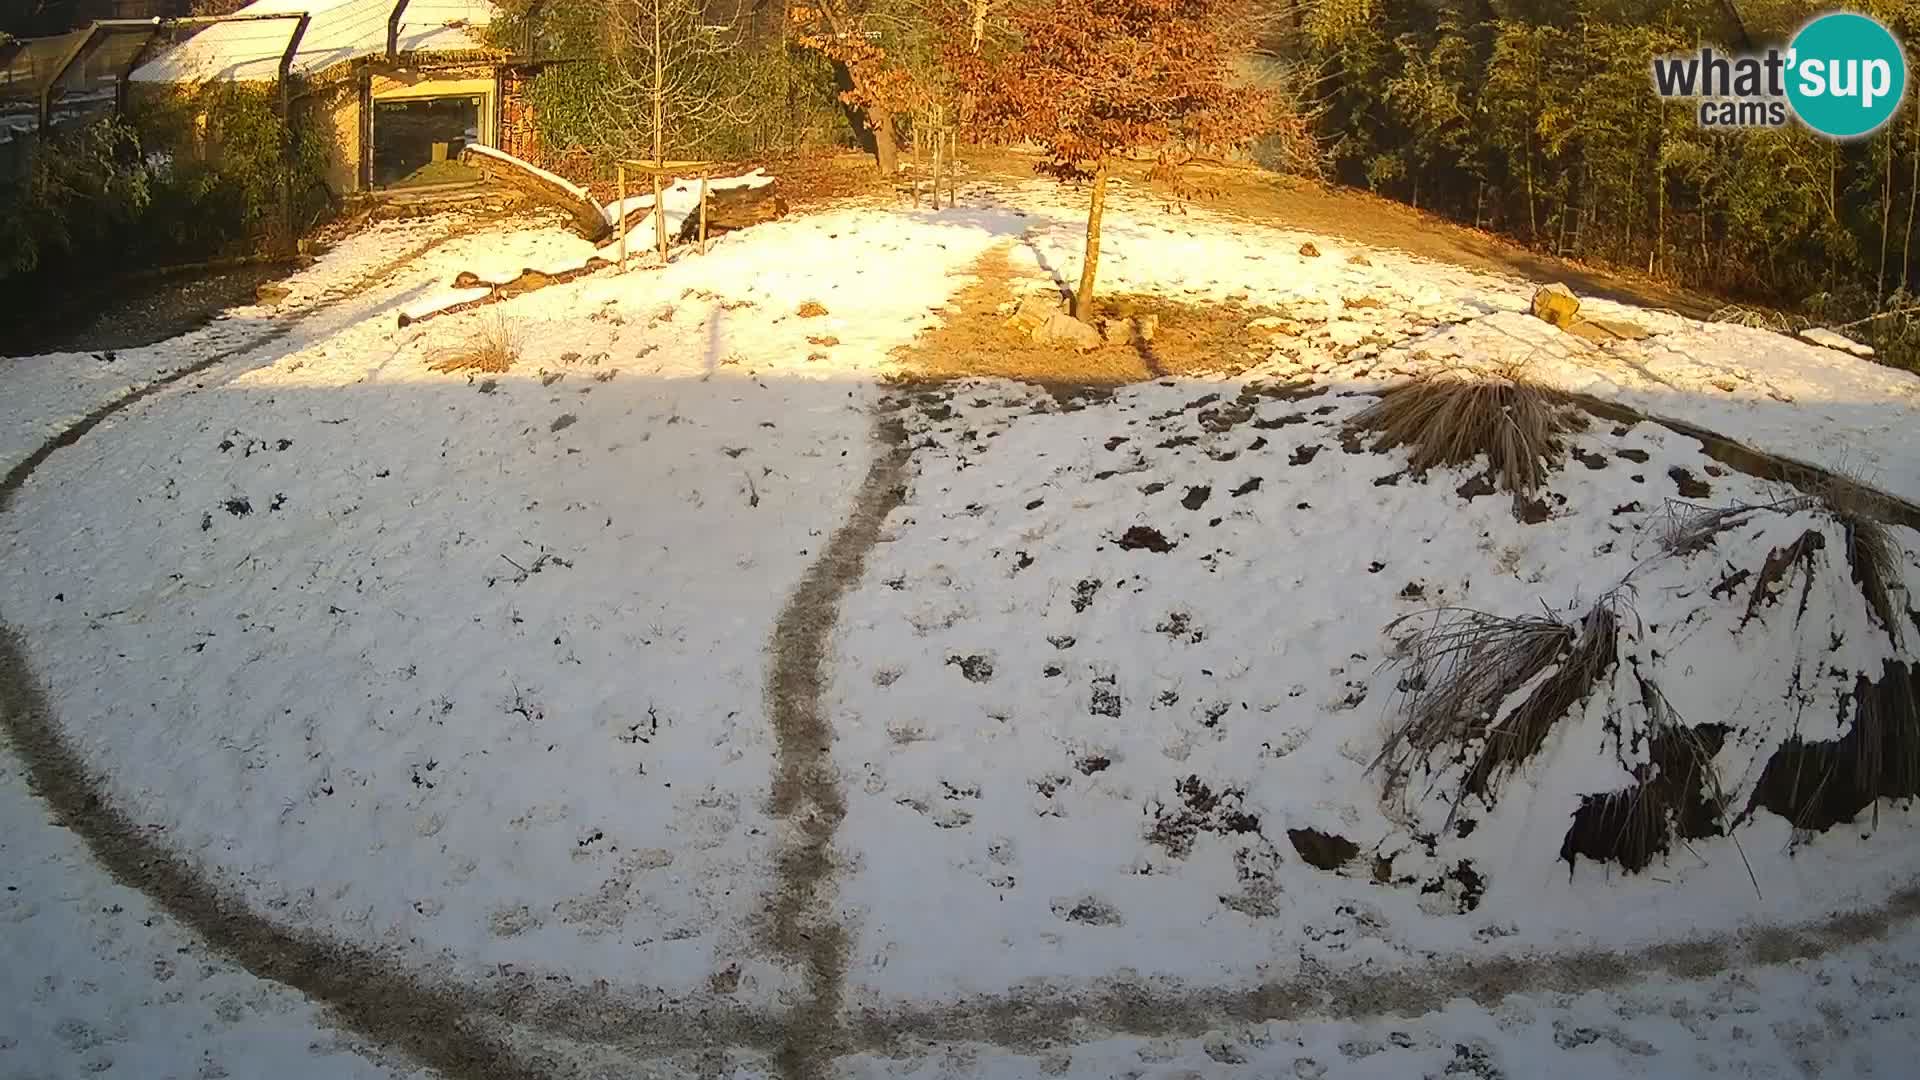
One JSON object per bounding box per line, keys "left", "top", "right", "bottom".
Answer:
{"left": 2, "top": 175, "right": 1918, "bottom": 1078}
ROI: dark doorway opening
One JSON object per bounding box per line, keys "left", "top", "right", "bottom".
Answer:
{"left": 372, "top": 95, "right": 483, "bottom": 188}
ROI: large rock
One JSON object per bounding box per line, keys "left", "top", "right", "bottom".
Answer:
{"left": 1565, "top": 316, "right": 1651, "bottom": 343}
{"left": 1034, "top": 312, "right": 1104, "bottom": 352}
{"left": 1531, "top": 283, "right": 1581, "bottom": 328}
{"left": 1005, "top": 294, "right": 1066, "bottom": 336}
{"left": 1800, "top": 326, "right": 1876, "bottom": 357}
{"left": 1100, "top": 314, "right": 1161, "bottom": 346}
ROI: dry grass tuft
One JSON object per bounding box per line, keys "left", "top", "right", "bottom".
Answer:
{"left": 427, "top": 311, "right": 522, "bottom": 374}
{"left": 1709, "top": 304, "right": 1797, "bottom": 332}
{"left": 1347, "top": 366, "right": 1584, "bottom": 495}
{"left": 1376, "top": 593, "right": 1626, "bottom": 824}
{"left": 1561, "top": 677, "right": 1748, "bottom": 881}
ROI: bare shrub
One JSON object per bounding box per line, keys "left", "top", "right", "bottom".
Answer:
{"left": 1708, "top": 304, "right": 1796, "bottom": 332}
{"left": 428, "top": 311, "right": 522, "bottom": 374}
{"left": 1347, "top": 366, "right": 1584, "bottom": 494}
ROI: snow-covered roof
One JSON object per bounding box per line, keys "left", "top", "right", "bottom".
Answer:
{"left": 130, "top": 0, "right": 496, "bottom": 84}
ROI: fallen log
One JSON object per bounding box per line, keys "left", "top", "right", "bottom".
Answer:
{"left": 460, "top": 145, "right": 610, "bottom": 243}
{"left": 676, "top": 184, "right": 787, "bottom": 244}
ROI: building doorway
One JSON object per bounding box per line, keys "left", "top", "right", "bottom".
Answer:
{"left": 371, "top": 94, "right": 483, "bottom": 188}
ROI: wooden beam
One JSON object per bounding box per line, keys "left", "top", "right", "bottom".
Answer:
{"left": 278, "top": 13, "right": 312, "bottom": 254}
{"left": 277, "top": 12, "right": 311, "bottom": 117}
{"left": 386, "top": 0, "right": 412, "bottom": 62}
{"left": 616, "top": 158, "right": 716, "bottom": 173}
{"left": 39, "top": 24, "right": 104, "bottom": 135}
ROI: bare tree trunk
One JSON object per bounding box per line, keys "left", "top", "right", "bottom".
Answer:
{"left": 1524, "top": 130, "right": 1537, "bottom": 240}
{"left": 1906, "top": 99, "right": 1919, "bottom": 293}
{"left": 651, "top": 0, "right": 663, "bottom": 166}
{"left": 1880, "top": 133, "right": 1894, "bottom": 300}
{"left": 1075, "top": 162, "right": 1109, "bottom": 320}
{"left": 872, "top": 104, "right": 899, "bottom": 176}
{"left": 651, "top": 0, "right": 666, "bottom": 262}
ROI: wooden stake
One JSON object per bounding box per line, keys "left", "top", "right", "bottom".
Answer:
{"left": 698, "top": 177, "right": 710, "bottom": 254}
{"left": 653, "top": 171, "right": 667, "bottom": 263}
{"left": 931, "top": 133, "right": 943, "bottom": 212}
{"left": 617, "top": 164, "right": 627, "bottom": 272}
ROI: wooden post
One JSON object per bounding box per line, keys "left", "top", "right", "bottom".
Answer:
{"left": 653, "top": 171, "right": 667, "bottom": 263}
{"left": 930, "top": 133, "right": 942, "bottom": 212}
{"left": 698, "top": 177, "right": 709, "bottom": 254}
{"left": 946, "top": 130, "right": 958, "bottom": 209}
{"left": 617, "top": 163, "right": 627, "bottom": 272}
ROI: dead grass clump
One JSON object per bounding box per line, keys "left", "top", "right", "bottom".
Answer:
{"left": 1709, "top": 304, "right": 1797, "bottom": 332}
{"left": 428, "top": 311, "right": 522, "bottom": 373}
{"left": 1347, "top": 367, "right": 1584, "bottom": 495}
{"left": 1750, "top": 660, "right": 1920, "bottom": 832}
{"left": 1560, "top": 678, "right": 1745, "bottom": 878}
{"left": 1376, "top": 593, "right": 1626, "bottom": 823}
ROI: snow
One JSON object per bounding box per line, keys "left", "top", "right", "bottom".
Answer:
{"left": 1, "top": 201, "right": 1009, "bottom": 998}
{"left": 466, "top": 143, "right": 594, "bottom": 204}
{"left": 130, "top": 0, "right": 493, "bottom": 83}
{"left": 3, "top": 175, "right": 1919, "bottom": 1077}
{"left": 604, "top": 168, "right": 778, "bottom": 237}
{"left": 1802, "top": 324, "right": 1878, "bottom": 356}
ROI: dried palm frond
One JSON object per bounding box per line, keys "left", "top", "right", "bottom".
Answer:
{"left": 1376, "top": 592, "right": 1628, "bottom": 823}
{"left": 1656, "top": 495, "right": 1812, "bottom": 556}
{"left": 1816, "top": 473, "right": 1906, "bottom": 641}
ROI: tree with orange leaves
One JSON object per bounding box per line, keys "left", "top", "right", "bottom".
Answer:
{"left": 964, "top": 0, "right": 1269, "bottom": 318}
{"left": 794, "top": 0, "right": 925, "bottom": 177}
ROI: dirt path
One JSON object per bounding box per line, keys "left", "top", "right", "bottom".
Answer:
{"left": 763, "top": 404, "right": 915, "bottom": 1080}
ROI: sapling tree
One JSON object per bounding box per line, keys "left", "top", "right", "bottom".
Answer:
{"left": 967, "top": 0, "right": 1269, "bottom": 317}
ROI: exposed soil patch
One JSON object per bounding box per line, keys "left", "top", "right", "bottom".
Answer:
{"left": 1116, "top": 525, "right": 1176, "bottom": 552}
{"left": 1147, "top": 775, "right": 1263, "bottom": 859}
{"left": 6, "top": 259, "right": 299, "bottom": 357}
{"left": 891, "top": 245, "right": 1291, "bottom": 391}
{"left": 1288, "top": 828, "right": 1361, "bottom": 871}
{"left": 762, "top": 405, "right": 915, "bottom": 1080}
{"left": 946, "top": 654, "right": 995, "bottom": 682}
{"left": 1669, "top": 466, "right": 1713, "bottom": 498}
